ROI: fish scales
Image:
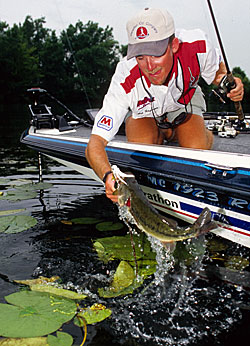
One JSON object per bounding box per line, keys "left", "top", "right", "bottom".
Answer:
{"left": 116, "top": 174, "right": 218, "bottom": 242}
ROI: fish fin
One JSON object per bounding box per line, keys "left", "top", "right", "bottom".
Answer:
{"left": 193, "top": 207, "right": 218, "bottom": 234}
{"left": 161, "top": 241, "right": 176, "bottom": 252}
{"left": 161, "top": 215, "right": 178, "bottom": 228}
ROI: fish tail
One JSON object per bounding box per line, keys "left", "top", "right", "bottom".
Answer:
{"left": 193, "top": 207, "right": 218, "bottom": 234}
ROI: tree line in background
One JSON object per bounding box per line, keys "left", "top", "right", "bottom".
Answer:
{"left": 0, "top": 16, "right": 249, "bottom": 110}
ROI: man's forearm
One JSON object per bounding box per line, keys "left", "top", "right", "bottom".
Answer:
{"left": 212, "top": 61, "right": 227, "bottom": 86}
{"left": 85, "top": 134, "right": 111, "bottom": 181}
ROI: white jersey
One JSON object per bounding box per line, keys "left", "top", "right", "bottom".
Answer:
{"left": 92, "top": 28, "right": 221, "bottom": 142}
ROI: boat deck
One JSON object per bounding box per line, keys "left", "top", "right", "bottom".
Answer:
{"left": 35, "top": 124, "right": 249, "bottom": 155}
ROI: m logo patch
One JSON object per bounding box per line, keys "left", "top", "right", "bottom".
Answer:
{"left": 97, "top": 115, "right": 113, "bottom": 131}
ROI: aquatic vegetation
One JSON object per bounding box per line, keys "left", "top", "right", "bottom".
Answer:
{"left": 47, "top": 331, "right": 73, "bottom": 346}
{"left": 75, "top": 303, "right": 112, "bottom": 325}
{"left": 0, "top": 276, "right": 112, "bottom": 344}
{"left": 0, "top": 332, "right": 73, "bottom": 346}
{"left": 0, "top": 215, "right": 37, "bottom": 234}
{"left": 95, "top": 221, "right": 124, "bottom": 232}
{"left": 0, "top": 209, "right": 26, "bottom": 216}
{"left": 0, "top": 291, "right": 76, "bottom": 338}
{"left": 0, "top": 180, "right": 53, "bottom": 202}
{"left": 224, "top": 256, "right": 249, "bottom": 271}
{"left": 67, "top": 217, "right": 102, "bottom": 225}
{"left": 0, "top": 336, "right": 48, "bottom": 345}
{"left": 93, "top": 232, "right": 155, "bottom": 263}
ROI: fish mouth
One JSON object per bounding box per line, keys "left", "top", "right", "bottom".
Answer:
{"left": 118, "top": 196, "right": 131, "bottom": 208}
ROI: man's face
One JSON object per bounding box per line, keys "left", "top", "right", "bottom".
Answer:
{"left": 136, "top": 39, "right": 178, "bottom": 85}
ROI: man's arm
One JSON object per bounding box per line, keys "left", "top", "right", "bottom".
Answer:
{"left": 212, "top": 62, "right": 244, "bottom": 102}
{"left": 85, "top": 134, "right": 117, "bottom": 202}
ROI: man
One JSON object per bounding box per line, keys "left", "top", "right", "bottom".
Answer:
{"left": 86, "top": 8, "right": 244, "bottom": 202}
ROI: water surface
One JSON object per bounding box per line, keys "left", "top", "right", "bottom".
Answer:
{"left": 0, "top": 105, "right": 250, "bottom": 345}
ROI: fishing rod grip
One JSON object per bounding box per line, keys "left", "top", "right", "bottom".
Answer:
{"left": 227, "top": 73, "right": 245, "bottom": 121}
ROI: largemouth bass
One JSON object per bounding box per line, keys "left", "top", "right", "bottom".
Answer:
{"left": 112, "top": 165, "right": 218, "bottom": 242}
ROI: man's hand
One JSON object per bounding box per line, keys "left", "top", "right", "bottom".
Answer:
{"left": 104, "top": 173, "right": 118, "bottom": 203}
{"left": 227, "top": 77, "right": 244, "bottom": 102}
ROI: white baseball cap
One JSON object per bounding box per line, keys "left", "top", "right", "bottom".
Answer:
{"left": 126, "top": 8, "right": 175, "bottom": 60}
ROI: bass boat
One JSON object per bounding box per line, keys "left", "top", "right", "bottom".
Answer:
{"left": 20, "top": 88, "right": 250, "bottom": 248}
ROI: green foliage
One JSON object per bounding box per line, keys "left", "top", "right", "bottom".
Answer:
{"left": 75, "top": 304, "right": 112, "bottom": 325}
{"left": 0, "top": 17, "right": 120, "bottom": 106}
{"left": 95, "top": 221, "right": 124, "bottom": 231}
{"left": 47, "top": 331, "right": 73, "bottom": 346}
{"left": 0, "top": 215, "right": 37, "bottom": 233}
{"left": 0, "top": 291, "right": 76, "bottom": 338}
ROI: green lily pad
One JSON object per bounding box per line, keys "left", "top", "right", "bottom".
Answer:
{"left": 15, "top": 276, "right": 60, "bottom": 286}
{"left": 207, "top": 239, "right": 228, "bottom": 253}
{"left": 0, "top": 190, "right": 37, "bottom": 202}
{"left": 16, "top": 182, "right": 53, "bottom": 191}
{"left": 95, "top": 221, "right": 124, "bottom": 232}
{"left": 19, "top": 166, "right": 38, "bottom": 172}
{"left": 9, "top": 179, "right": 34, "bottom": 187}
{"left": 173, "top": 238, "right": 206, "bottom": 266}
{"left": 75, "top": 304, "right": 112, "bottom": 325}
{"left": 70, "top": 217, "right": 102, "bottom": 224}
{"left": 47, "top": 331, "right": 73, "bottom": 346}
{"left": 0, "top": 291, "right": 76, "bottom": 338}
{"left": 30, "top": 284, "right": 87, "bottom": 300}
{"left": 93, "top": 233, "right": 154, "bottom": 263}
{"left": 129, "top": 259, "right": 157, "bottom": 278}
{"left": 224, "top": 256, "right": 249, "bottom": 271}
{"left": 0, "top": 209, "right": 26, "bottom": 216}
{"left": 0, "top": 215, "right": 37, "bottom": 234}
{"left": 112, "top": 260, "right": 135, "bottom": 290}
{"left": 0, "top": 337, "right": 48, "bottom": 345}
{"left": 0, "top": 178, "right": 11, "bottom": 186}
{"left": 98, "top": 260, "right": 145, "bottom": 298}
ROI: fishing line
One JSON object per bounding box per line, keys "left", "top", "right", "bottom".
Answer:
{"left": 54, "top": 0, "right": 92, "bottom": 109}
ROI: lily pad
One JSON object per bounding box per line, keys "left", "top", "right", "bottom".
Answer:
{"left": 15, "top": 276, "right": 60, "bottom": 286}
{"left": 30, "top": 284, "right": 87, "bottom": 300}
{"left": 16, "top": 182, "right": 53, "bottom": 191}
{"left": 9, "top": 179, "right": 33, "bottom": 187}
{"left": 93, "top": 233, "right": 154, "bottom": 263}
{"left": 70, "top": 217, "right": 102, "bottom": 225}
{"left": 224, "top": 256, "right": 249, "bottom": 271}
{"left": 0, "top": 190, "right": 37, "bottom": 202}
{"left": 98, "top": 260, "right": 145, "bottom": 298}
{"left": 112, "top": 260, "right": 135, "bottom": 290}
{"left": 0, "top": 215, "right": 37, "bottom": 234}
{"left": 95, "top": 221, "right": 124, "bottom": 232}
{"left": 75, "top": 304, "right": 112, "bottom": 325}
{"left": 0, "top": 178, "right": 11, "bottom": 185}
{"left": 173, "top": 238, "right": 206, "bottom": 266}
{"left": 0, "top": 291, "right": 76, "bottom": 338}
{"left": 0, "top": 337, "right": 48, "bottom": 345}
{"left": 0, "top": 209, "right": 26, "bottom": 216}
{"left": 15, "top": 276, "right": 86, "bottom": 300}
{"left": 47, "top": 331, "right": 73, "bottom": 346}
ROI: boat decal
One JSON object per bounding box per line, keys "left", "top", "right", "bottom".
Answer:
{"left": 144, "top": 191, "right": 179, "bottom": 210}
{"left": 180, "top": 202, "right": 250, "bottom": 235}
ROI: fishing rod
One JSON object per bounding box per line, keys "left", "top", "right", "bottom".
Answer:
{"left": 206, "top": 0, "right": 244, "bottom": 123}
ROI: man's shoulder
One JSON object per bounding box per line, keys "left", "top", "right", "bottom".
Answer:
{"left": 176, "top": 28, "right": 207, "bottom": 43}
{"left": 112, "top": 57, "right": 141, "bottom": 93}
{"left": 115, "top": 57, "right": 138, "bottom": 74}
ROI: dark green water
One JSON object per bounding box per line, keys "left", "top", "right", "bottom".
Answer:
{"left": 0, "top": 104, "right": 250, "bottom": 346}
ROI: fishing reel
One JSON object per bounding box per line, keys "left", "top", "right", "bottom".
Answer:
{"left": 212, "top": 74, "right": 236, "bottom": 104}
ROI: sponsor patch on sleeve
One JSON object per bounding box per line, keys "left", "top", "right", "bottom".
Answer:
{"left": 97, "top": 115, "right": 113, "bottom": 131}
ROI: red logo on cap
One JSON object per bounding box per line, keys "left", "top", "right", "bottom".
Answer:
{"left": 136, "top": 26, "right": 149, "bottom": 39}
